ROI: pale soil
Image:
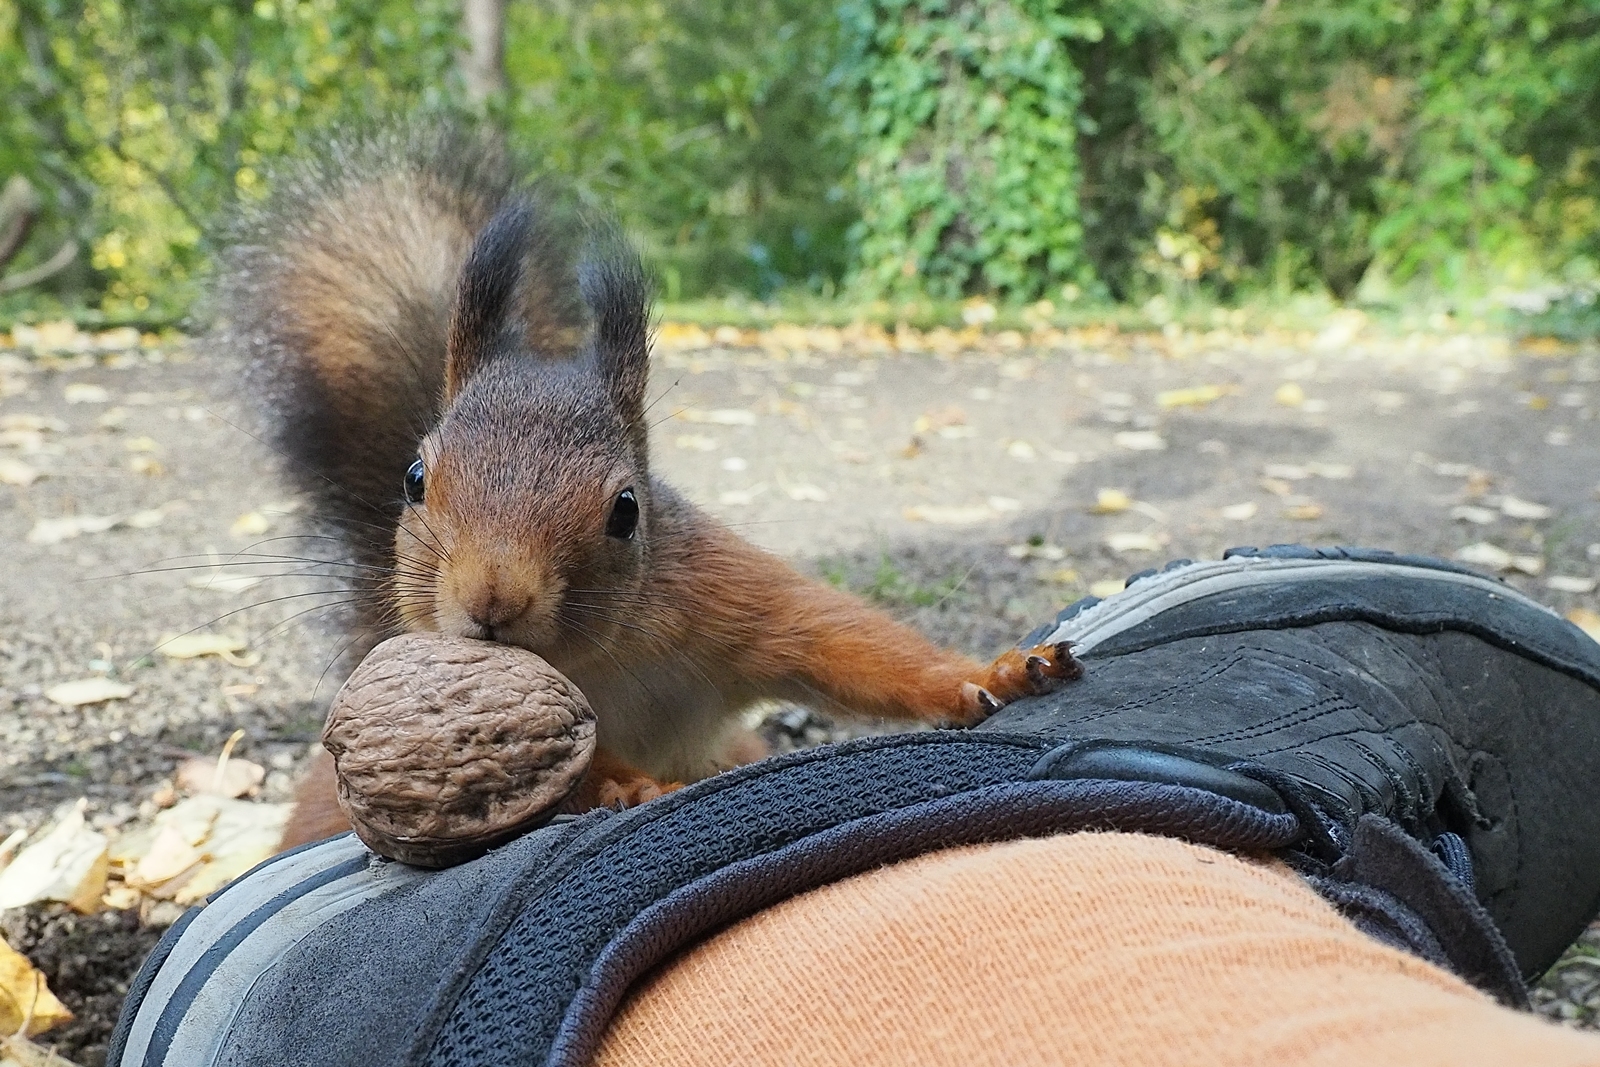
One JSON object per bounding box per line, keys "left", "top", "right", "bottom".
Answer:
{"left": 1, "top": 328, "right": 1598, "bottom": 1056}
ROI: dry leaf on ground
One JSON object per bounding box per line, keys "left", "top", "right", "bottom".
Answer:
{"left": 0, "top": 460, "right": 39, "bottom": 486}
{"left": 25, "top": 516, "right": 119, "bottom": 545}
{"left": 1274, "top": 383, "right": 1306, "bottom": 407}
{"left": 1088, "top": 488, "right": 1132, "bottom": 515}
{"left": 717, "top": 487, "right": 765, "bottom": 506}
{"left": 61, "top": 384, "right": 109, "bottom": 404}
{"left": 1260, "top": 478, "right": 1295, "bottom": 497}
{"left": 912, "top": 407, "right": 967, "bottom": 434}
{"left": 1007, "top": 543, "right": 1066, "bottom": 561}
{"left": 0, "top": 802, "right": 109, "bottom": 913}
{"left": 2, "top": 1031, "right": 86, "bottom": 1065}
{"left": 0, "top": 936, "right": 73, "bottom": 1038}
{"left": 1220, "top": 502, "right": 1258, "bottom": 521}
{"left": 1113, "top": 431, "right": 1166, "bottom": 451}
{"left": 1451, "top": 505, "right": 1498, "bottom": 525}
{"left": 675, "top": 408, "right": 757, "bottom": 426}
{"left": 0, "top": 415, "right": 65, "bottom": 434}
{"left": 43, "top": 678, "right": 133, "bottom": 707}
{"left": 118, "top": 796, "right": 289, "bottom": 905}
{"left": 1500, "top": 496, "right": 1553, "bottom": 520}
{"left": 1283, "top": 503, "right": 1324, "bottom": 521}
{"left": 174, "top": 730, "right": 265, "bottom": 799}
{"left": 1105, "top": 532, "right": 1165, "bottom": 553}
{"left": 229, "top": 512, "right": 270, "bottom": 537}
{"left": 1456, "top": 542, "right": 1544, "bottom": 575}
{"left": 1156, "top": 384, "right": 1231, "bottom": 409}
{"left": 1569, "top": 609, "right": 1600, "bottom": 643}
{"left": 156, "top": 633, "right": 254, "bottom": 665}
{"left": 1547, "top": 576, "right": 1598, "bottom": 594}
{"left": 1089, "top": 578, "right": 1127, "bottom": 597}
{"left": 185, "top": 571, "right": 263, "bottom": 595}
{"left": 904, "top": 504, "right": 996, "bottom": 525}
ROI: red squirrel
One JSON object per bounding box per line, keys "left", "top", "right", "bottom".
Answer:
{"left": 216, "top": 127, "right": 1081, "bottom": 850}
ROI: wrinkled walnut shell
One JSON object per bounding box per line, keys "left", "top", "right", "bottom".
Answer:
{"left": 323, "top": 633, "right": 596, "bottom": 868}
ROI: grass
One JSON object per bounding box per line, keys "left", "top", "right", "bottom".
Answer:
{"left": 818, "top": 552, "right": 967, "bottom": 610}
{"left": 6, "top": 278, "right": 1597, "bottom": 342}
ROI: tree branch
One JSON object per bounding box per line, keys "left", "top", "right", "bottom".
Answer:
{"left": 0, "top": 176, "right": 43, "bottom": 274}
{"left": 0, "top": 241, "right": 77, "bottom": 292}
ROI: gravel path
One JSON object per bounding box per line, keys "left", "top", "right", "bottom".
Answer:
{"left": 2, "top": 324, "right": 1598, "bottom": 1057}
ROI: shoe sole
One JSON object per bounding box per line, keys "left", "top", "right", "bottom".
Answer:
{"left": 1025, "top": 545, "right": 1600, "bottom": 691}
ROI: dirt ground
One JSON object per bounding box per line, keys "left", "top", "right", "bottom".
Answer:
{"left": 2, "top": 323, "right": 1599, "bottom": 1059}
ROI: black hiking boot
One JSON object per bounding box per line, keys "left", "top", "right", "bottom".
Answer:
{"left": 994, "top": 544, "right": 1600, "bottom": 993}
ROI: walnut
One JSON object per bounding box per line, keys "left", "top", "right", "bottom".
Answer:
{"left": 322, "top": 633, "right": 596, "bottom": 867}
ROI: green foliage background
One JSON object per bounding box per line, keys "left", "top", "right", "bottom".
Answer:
{"left": 1, "top": 0, "right": 1597, "bottom": 322}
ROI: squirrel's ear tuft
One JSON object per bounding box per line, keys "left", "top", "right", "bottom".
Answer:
{"left": 580, "top": 228, "right": 653, "bottom": 429}
{"left": 446, "top": 199, "right": 536, "bottom": 398}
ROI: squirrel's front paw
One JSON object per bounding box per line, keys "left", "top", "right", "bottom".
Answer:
{"left": 959, "top": 641, "right": 1084, "bottom": 723}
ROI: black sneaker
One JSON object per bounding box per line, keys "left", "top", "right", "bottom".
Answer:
{"left": 109, "top": 546, "right": 1600, "bottom": 1066}
{"left": 998, "top": 544, "right": 1600, "bottom": 988}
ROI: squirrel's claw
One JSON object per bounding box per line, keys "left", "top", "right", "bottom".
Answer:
{"left": 961, "top": 640, "right": 1085, "bottom": 724}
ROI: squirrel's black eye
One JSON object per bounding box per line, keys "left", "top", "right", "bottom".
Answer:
{"left": 403, "top": 459, "right": 425, "bottom": 504}
{"left": 606, "top": 488, "right": 639, "bottom": 540}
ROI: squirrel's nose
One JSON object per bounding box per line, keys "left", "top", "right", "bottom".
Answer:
{"left": 461, "top": 582, "right": 530, "bottom": 631}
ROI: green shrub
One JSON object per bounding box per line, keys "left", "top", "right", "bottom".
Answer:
{"left": 1070, "top": 0, "right": 1600, "bottom": 301}
{"left": 834, "top": 0, "right": 1101, "bottom": 301}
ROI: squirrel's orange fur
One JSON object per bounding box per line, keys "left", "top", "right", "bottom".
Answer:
{"left": 216, "top": 127, "right": 1080, "bottom": 851}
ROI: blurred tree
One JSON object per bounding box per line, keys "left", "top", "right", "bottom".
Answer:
{"left": 460, "top": 0, "right": 506, "bottom": 104}
{"left": 2, "top": 0, "right": 463, "bottom": 321}
{"left": 1, "top": 0, "right": 1596, "bottom": 317}
{"left": 503, "top": 0, "right": 854, "bottom": 298}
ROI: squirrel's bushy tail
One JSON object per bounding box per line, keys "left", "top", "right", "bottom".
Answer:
{"left": 212, "top": 125, "right": 584, "bottom": 637}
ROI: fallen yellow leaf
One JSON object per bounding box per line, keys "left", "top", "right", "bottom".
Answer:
{"left": 1569, "top": 608, "right": 1600, "bottom": 643}
{"left": 1274, "top": 382, "right": 1306, "bottom": 407}
{"left": 0, "top": 936, "right": 73, "bottom": 1038}
{"left": 1283, "top": 504, "right": 1324, "bottom": 521}
{"left": 1156, "top": 384, "right": 1229, "bottom": 409}
{"left": 230, "top": 511, "right": 270, "bottom": 537}
{"left": 1088, "top": 488, "right": 1133, "bottom": 515}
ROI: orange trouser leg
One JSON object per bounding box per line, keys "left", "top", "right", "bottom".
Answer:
{"left": 596, "top": 832, "right": 1600, "bottom": 1067}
